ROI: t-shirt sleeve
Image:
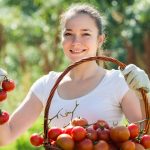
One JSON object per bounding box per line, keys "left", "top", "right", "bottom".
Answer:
{"left": 30, "top": 71, "right": 59, "bottom": 106}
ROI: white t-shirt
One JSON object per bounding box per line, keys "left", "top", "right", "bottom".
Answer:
{"left": 30, "top": 69, "right": 129, "bottom": 127}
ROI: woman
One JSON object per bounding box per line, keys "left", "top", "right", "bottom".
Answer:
{"left": 0, "top": 3, "right": 150, "bottom": 146}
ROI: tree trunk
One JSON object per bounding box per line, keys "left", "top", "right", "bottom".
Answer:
{"left": 124, "top": 39, "right": 136, "bottom": 65}
{"left": 143, "top": 31, "right": 150, "bottom": 77}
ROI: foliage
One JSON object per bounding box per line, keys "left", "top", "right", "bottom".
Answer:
{"left": 0, "top": 0, "right": 149, "bottom": 149}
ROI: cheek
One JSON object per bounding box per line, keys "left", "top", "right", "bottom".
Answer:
{"left": 62, "top": 39, "right": 68, "bottom": 49}
{"left": 85, "top": 37, "right": 98, "bottom": 48}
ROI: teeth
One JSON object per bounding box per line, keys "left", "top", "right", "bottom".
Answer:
{"left": 70, "top": 49, "right": 85, "bottom": 53}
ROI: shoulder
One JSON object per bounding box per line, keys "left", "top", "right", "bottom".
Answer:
{"left": 36, "top": 71, "right": 61, "bottom": 84}
{"left": 30, "top": 71, "right": 61, "bottom": 91}
{"left": 106, "top": 69, "right": 125, "bottom": 81}
{"left": 29, "top": 71, "right": 61, "bottom": 106}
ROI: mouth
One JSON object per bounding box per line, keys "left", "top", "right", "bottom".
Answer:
{"left": 69, "top": 49, "right": 86, "bottom": 54}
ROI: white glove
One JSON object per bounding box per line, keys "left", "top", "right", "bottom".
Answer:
{"left": 121, "top": 64, "right": 150, "bottom": 93}
{"left": 0, "top": 68, "right": 8, "bottom": 82}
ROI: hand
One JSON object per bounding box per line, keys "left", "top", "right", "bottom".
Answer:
{"left": 121, "top": 64, "right": 150, "bottom": 93}
{"left": 0, "top": 68, "right": 7, "bottom": 82}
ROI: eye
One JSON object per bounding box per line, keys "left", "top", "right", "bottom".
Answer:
{"left": 64, "top": 33, "right": 72, "bottom": 36}
{"left": 82, "top": 33, "right": 91, "bottom": 36}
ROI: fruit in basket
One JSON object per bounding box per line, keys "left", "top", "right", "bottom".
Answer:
{"left": 134, "top": 143, "right": 145, "bottom": 150}
{"left": 0, "top": 89, "right": 7, "bottom": 102}
{"left": 71, "top": 117, "right": 88, "bottom": 127}
{"left": 71, "top": 126, "right": 87, "bottom": 141}
{"left": 0, "top": 110, "right": 9, "bottom": 125}
{"left": 93, "top": 119, "right": 110, "bottom": 130}
{"left": 2, "top": 79, "right": 15, "bottom": 92}
{"left": 64, "top": 126, "right": 74, "bottom": 135}
{"left": 48, "top": 127, "right": 63, "bottom": 140}
{"left": 127, "top": 123, "right": 139, "bottom": 139}
{"left": 140, "top": 134, "right": 150, "bottom": 149}
{"left": 109, "top": 126, "right": 130, "bottom": 142}
{"left": 108, "top": 142, "right": 118, "bottom": 150}
{"left": 93, "top": 140, "right": 109, "bottom": 150}
{"left": 76, "top": 138, "right": 93, "bottom": 150}
{"left": 86, "top": 128, "right": 98, "bottom": 141}
{"left": 97, "top": 127, "right": 110, "bottom": 141}
{"left": 30, "top": 133, "right": 44, "bottom": 147}
{"left": 56, "top": 133, "right": 74, "bottom": 150}
{"left": 121, "top": 140, "right": 135, "bottom": 150}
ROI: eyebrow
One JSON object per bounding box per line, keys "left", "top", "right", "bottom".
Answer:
{"left": 65, "top": 29, "right": 92, "bottom": 32}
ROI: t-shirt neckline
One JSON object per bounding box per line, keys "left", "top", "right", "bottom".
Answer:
{"left": 55, "top": 70, "right": 110, "bottom": 101}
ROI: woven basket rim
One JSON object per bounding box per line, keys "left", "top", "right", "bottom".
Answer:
{"left": 42, "top": 56, "right": 150, "bottom": 148}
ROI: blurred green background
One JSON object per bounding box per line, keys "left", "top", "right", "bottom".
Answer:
{"left": 0, "top": 0, "right": 149, "bottom": 149}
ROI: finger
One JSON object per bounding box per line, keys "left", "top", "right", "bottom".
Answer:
{"left": 0, "top": 68, "right": 7, "bottom": 76}
{"left": 130, "top": 78, "right": 140, "bottom": 90}
{"left": 122, "top": 64, "right": 137, "bottom": 75}
{"left": 126, "top": 70, "right": 136, "bottom": 85}
{"left": 122, "top": 64, "right": 137, "bottom": 76}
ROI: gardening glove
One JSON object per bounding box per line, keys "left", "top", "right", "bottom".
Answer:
{"left": 121, "top": 64, "right": 150, "bottom": 93}
{"left": 0, "top": 68, "right": 8, "bottom": 82}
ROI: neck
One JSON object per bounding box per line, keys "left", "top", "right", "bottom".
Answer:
{"left": 68, "top": 61, "right": 104, "bottom": 81}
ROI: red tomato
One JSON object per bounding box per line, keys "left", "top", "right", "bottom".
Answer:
{"left": 0, "top": 110, "right": 9, "bottom": 125}
{"left": 0, "top": 89, "right": 7, "bottom": 102}
{"left": 71, "top": 126, "right": 87, "bottom": 141}
{"left": 97, "top": 128, "right": 110, "bottom": 141}
{"left": 140, "top": 134, "right": 150, "bottom": 149}
{"left": 56, "top": 133, "right": 74, "bottom": 150}
{"left": 30, "top": 133, "right": 44, "bottom": 147}
{"left": 2, "top": 79, "right": 15, "bottom": 92}
{"left": 48, "top": 127, "right": 63, "bottom": 140}
{"left": 128, "top": 123, "right": 139, "bottom": 139}
{"left": 93, "top": 119, "right": 110, "bottom": 130}
{"left": 64, "top": 126, "right": 74, "bottom": 135}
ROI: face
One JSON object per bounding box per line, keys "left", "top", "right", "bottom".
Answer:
{"left": 61, "top": 13, "right": 104, "bottom": 63}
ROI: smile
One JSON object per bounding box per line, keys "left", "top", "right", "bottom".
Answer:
{"left": 70, "top": 49, "right": 86, "bottom": 54}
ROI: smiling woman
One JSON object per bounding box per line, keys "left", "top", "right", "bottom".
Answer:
{"left": 60, "top": 4, "right": 104, "bottom": 63}
{"left": 0, "top": 2, "right": 150, "bottom": 149}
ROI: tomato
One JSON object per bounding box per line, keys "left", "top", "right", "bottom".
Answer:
{"left": 93, "top": 119, "right": 110, "bottom": 130}
{"left": 93, "top": 140, "right": 109, "bottom": 150}
{"left": 30, "top": 133, "right": 44, "bottom": 147}
{"left": 110, "top": 126, "right": 130, "bottom": 142}
{"left": 0, "top": 110, "right": 9, "bottom": 125}
{"left": 134, "top": 142, "right": 145, "bottom": 150}
{"left": 121, "top": 141, "right": 135, "bottom": 150}
{"left": 0, "top": 89, "right": 7, "bottom": 102}
{"left": 97, "top": 128, "right": 110, "bottom": 141}
{"left": 128, "top": 123, "right": 139, "bottom": 139}
{"left": 2, "top": 79, "right": 15, "bottom": 92}
{"left": 71, "top": 126, "right": 87, "bottom": 141}
{"left": 71, "top": 117, "right": 88, "bottom": 127}
{"left": 64, "top": 126, "right": 74, "bottom": 135}
{"left": 48, "top": 127, "right": 63, "bottom": 140}
{"left": 140, "top": 134, "right": 150, "bottom": 149}
{"left": 56, "top": 133, "right": 74, "bottom": 150}
{"left": 76, "top": 138, "right": 93, "bottom": 150}
{"left": 86, "top": 128, "right": 98, "bottom": 141}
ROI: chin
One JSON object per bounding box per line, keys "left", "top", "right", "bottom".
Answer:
{"left": 69, "top": 56, "right": 87, "bottom": 63}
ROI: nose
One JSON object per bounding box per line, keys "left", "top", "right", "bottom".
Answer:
{"left": 72, "top": 35, "right": 81, "bottom": 46}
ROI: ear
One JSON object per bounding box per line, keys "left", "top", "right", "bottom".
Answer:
{"left": 98, "top": 34, "right": 105, "bottom": 45}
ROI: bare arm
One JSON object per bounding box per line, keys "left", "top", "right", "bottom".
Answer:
{"left": 121, "top": 89, "right": 142, "bottom": 123}
{"left": 0, "top": 92, "right": 43, "bottom": 146}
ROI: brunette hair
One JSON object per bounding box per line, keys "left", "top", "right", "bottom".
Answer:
{"left": 60, "top": 3, "right": 104, "bottom": 35}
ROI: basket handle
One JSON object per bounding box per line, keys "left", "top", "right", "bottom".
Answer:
{"left": 43, "top": 56, "right": 150, "bottom": 145}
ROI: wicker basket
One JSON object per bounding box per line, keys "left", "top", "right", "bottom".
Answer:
{"left": 43, "top": 56, "right": 150, "bottom": 150}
